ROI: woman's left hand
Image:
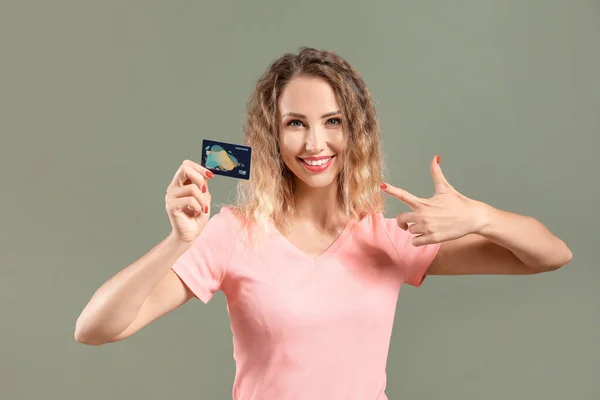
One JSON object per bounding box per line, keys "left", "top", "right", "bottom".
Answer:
{"left": 381, "top": 155, "right": 489, "bottom": 246}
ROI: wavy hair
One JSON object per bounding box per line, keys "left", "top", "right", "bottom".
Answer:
{"left": 232, "top": 47, "right": 384, "bottom": 237}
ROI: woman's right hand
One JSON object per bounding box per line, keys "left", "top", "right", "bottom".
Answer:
{"left": 165, "top": 160, "right": 214, "bottom": 243}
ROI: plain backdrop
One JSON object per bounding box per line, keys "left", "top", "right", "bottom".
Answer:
{"left": 1, "top": 0, "right": 599, "bottom": 399}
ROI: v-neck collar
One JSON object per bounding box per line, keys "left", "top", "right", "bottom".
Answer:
{"left": 270, "top": 218, "right": 356, "bottom": 264}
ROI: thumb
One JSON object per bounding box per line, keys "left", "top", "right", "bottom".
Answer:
{"left": 430, "top": 154, "right": 451, "bottom": 193}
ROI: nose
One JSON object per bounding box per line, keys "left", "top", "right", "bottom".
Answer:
{"left": 305, "top": 126, "right": 325, "bottom": 153}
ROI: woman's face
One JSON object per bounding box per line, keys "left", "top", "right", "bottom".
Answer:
{"left": 278, "top": 76, "right": 345, "bottom": 190}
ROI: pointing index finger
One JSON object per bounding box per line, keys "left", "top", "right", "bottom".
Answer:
{"left": 380, "top": 182, "right": 422, "bottom": 210}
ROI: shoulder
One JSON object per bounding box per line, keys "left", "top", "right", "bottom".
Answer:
{"left": 208, "top": 206, "right": 242, "bottom": 229}
{"left": 200, "top": 206, "right": 245, "bottom": 241}
{"left": 354, "top": 212, "right": 400, "bottom": 235}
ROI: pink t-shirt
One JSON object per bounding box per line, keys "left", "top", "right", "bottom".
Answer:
{"left": 172, "top": 207, "right": 440, "bottom": 400}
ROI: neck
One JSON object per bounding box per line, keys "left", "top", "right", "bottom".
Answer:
{"left": 289, "top": 179, "right": 347, "bottom": 229}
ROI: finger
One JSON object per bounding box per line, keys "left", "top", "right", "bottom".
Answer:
{"left": 183, "top": 159, "right": 215, "bottom": 180}
{"left": 407, "top": 223, "right": 425, "bottom": 235}
{"left": 396, "top": 212, "right": 417, "bottom": 228}
{"left": 170, "top": 184, "right": 211, "bottom": 213}
{"left": 412, "top": 233, "right": 439, "bottom": 247}
{"left": 170, "top": 182, "right": 204, "bottom": 203}
{"left": 380, "top": 182, "right": 421, "bottom": 210}
{"left": 169, "top": 163, "right": 207, "bottom": 190}
{"left": 430, "top": 155, "right": 450, "bottom": 194}
{"left": 167, "top": 196, "right": 203, "bottom": 217}
{"left": 173, "top": 194, "right": 212, "bottom": 215}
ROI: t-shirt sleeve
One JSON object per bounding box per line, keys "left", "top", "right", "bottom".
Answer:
{"left": 382, "top": 216, "right": 441, "bottom": 287}
{"left": 171, "top": 207, "right": 236, "bottom": 303}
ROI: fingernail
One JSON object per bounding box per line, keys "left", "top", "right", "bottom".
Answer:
{"left": 380, "top": 183, "right": 388, "bottom": 189}
{"left": 204, "top": 206, "right": 209, "bottom": 213}
{"left": 202, "top": 185, "right": 206, "bottom": 193}
{"left": 206, "top": 171, "right": 214, "bottom": 178}
{"left": 436, "top": 155, "right": 440, "bottom": 164}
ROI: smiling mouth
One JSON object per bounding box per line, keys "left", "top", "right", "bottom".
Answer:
{"left": 298, "top": 155, "right": 335, "bottom": 166}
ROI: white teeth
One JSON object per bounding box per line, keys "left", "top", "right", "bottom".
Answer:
{"left": 303, "top": 157, "right": 331, "bottom": 166}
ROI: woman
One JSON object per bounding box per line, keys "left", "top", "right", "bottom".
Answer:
{"left": 74, "top": 47, "right": 572, "bottom": 399}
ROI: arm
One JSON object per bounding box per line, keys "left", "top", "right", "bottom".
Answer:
{"left": 381, "top": 155, "right": 572, "bottom": 277}
{"left": 74, "top": 234, "right": 194, "bottom": 345}
{"left": 428, "top": 204, "right": 572, "bottom": 276}
{"left": 75, "top": 159, "right": 215, "bottom": 345}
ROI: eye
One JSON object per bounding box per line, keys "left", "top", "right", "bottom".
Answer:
{"left": 326, "top": 117, "right": 342, "bottom": 126}
{"left": 287, "top": 119, "right": 304, "bottom": 127}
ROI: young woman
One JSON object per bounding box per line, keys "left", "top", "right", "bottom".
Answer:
{"left": 75, "top": 47, "right": 572, "bottom": 399}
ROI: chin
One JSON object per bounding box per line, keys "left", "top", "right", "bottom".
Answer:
{"left": 298, "top": 175, "right": 339, "bottom": 189}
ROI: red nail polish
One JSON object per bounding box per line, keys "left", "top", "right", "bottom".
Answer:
{"left": 202, "top": 185, "right": 206, "bottom": 193}
{"left": 435, "top": 155, "right": 440, "bottom": 164}
{"left": 204, "top": 206, "right": 209, "bottom": 214}
{"left": 206, "top": 171, "right": 214, "bottom": 178}
{"left": 380, "top": 183, "right": 388, "bottom": 189}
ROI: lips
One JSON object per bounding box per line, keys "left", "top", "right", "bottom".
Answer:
{"left": 300, "top": 156, "right": 332, "bottom": 166}
{"left": 297, "top": 155, "right": 335, "bottom": 173}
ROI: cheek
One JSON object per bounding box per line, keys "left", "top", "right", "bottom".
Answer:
{"left": 279, "top": 134, "right": 300, "bottom": 160}
{"left": 331, "top": 131, "right": 346, "bottom": 154}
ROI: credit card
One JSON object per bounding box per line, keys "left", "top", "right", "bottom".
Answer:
{"left": 200, "top": 139, "right": 252, "bottom": 180}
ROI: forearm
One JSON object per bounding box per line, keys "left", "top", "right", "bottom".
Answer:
{"left": 75, "top": 233, "right": 191, "bottom": 341}
{"left": 476, "top": 203, "right": 572, "bottom": 271}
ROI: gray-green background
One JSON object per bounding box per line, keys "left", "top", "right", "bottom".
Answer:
{"left": 1, "top": 0, "right": 598, "bottom": 399}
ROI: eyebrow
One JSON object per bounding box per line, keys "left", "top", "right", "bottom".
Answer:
{"left": 281, "top": 110, "right": 341, "bottom": 120}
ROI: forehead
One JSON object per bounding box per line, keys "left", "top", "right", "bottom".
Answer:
{"left": 279, "top": 76, "right": 339, "bottom": 115}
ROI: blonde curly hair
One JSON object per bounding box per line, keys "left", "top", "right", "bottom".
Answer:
{"left": 231, "top": 47, "right": 385, "bottom": 237}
